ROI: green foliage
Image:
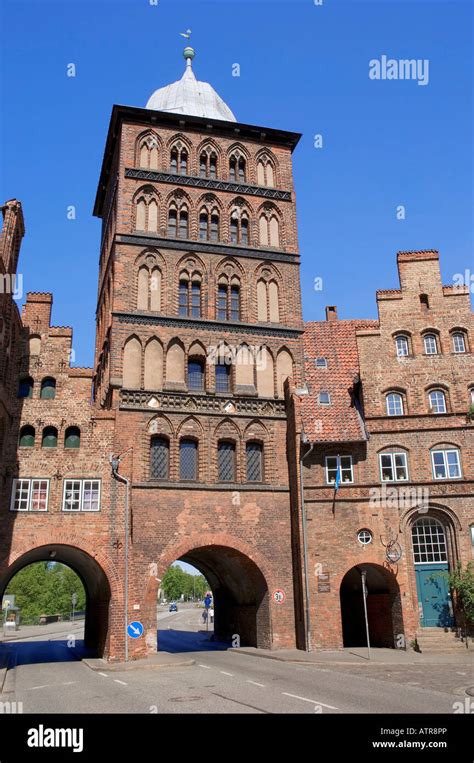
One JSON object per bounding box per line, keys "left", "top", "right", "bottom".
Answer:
{"left": 5, "top": 563, "right": 86, "bottom": 624}
{"left": 448, "top": 562, "right": 474, "bottom": 625}
{"left": 161, "top": 565, "right": 208, "bottom": 602}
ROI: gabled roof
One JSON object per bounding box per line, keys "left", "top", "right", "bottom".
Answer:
{"left": 301, "top": 319, "right": 378, "bottom": 443}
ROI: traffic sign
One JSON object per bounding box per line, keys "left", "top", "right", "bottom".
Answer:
{"left": 204, "top": 595, "right": 212, "bottom": 609}
{"left": 272, "top": 589, "right": 286, "bottom": 604}
{"left": 71, "top": 593, "right": 78, "bottom": 606}
{"left": 127, "top": 621, "right": 144, "bottom": 639}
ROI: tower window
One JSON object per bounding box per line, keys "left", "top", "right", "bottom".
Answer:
{"left": 40, "top": 377, "right": 56, "bottom": 399}
{"left": 420, "top": 294, "right": 430, "bottom": 311}
{"left": 246, "top": 442, "right": 263, "bottom": 482}
{"left": 150, "top": 436, "right": 169, "bottom": 480}
{"left": 18, "top": 377, "right": 34, "bottom": 399}
{"left": 218, "top": 441, "right": 236, "bottom": 482}
{"left": 41, "top": 426, "right": 58, "bottom": 448}
{"left": 452, "top": 332, "right": 466, "bottom": 353}
{"left": 64, "top": 426, "right": 81, "bottom": 449}
{"left": 180, "top": 439, "right": 198, "bottom": 480}
{"left": 423, "top": 334, "right": 438, "bottom": 355}
{"left": 215, "top": 362, "right": 231, "bottom": 393}
{"left": 188, "top": 359, "right": 205, "bottom": 390}
{"left": 19, "top": 425, "right": 35, "bottom": 447}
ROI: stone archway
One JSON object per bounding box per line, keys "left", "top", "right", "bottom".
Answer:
{"left": 0, "top": 544, "right": 113, "bottom": 657}
{"left": 339, "top": 563, "right": 403, "bottom": 648}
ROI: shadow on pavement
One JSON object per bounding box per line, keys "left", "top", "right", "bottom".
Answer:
{"left": 0, "top": 639, "right": 91, "bottom": 666}
{"left": 158, "top": 628, "right": 231, "bottom": 653}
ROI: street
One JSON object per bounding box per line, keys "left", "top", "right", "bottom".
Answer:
{"left": 0, "top": 606, "right": 471, "bottom": 714}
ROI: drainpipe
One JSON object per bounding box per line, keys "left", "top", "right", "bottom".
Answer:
{"left": 300, "top": 436, "right": 314, "bottom": 651}
{"left": 110, "top": 449, "right": 132, "bottom": 663}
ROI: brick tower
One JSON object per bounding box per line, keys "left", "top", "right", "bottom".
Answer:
{"left": 93, "top": 45, "right": 305, "bottom": 656}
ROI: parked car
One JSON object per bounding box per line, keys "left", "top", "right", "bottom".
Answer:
{"left": 169, "top": 602, "right": 178, "bottom": 612}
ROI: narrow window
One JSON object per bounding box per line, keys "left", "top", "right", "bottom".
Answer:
{"left": 395, "top": 336, "right": 409, "bottom": 357}
{"left": 452, "top": 332, "right": 466, "bottom": 353}
{"left": 229, "top": 158, "right": 236, "bottom": 182}
{"left": 230, "top": 285, "right": 240, "bottom": 321}
{"left": 217, "top": 284, "right": 227, "bottom": 320}
{"left": 150, "top": 436, "right": 169, "bottom": 480}
{"left": 199, "top": 154, "right": 207, "bottom": 178}
{"left": 18, "top": 377, "right": 34, "bottom": 399}
{"left": 180, "top": 150, "right": 188, "bottom": 175}
{"left": 209, "top": 154, "right": 217, "bottom": 179}
{"left": 246, "top": 442, "right": 263, "bottom": 482}
{"left": 188, "top": 359, "right": 205, "bottom": 390}
{"left": 218, "top": 441, "right": 236, "bottom": 481}
{"left": 424, "top": 334, "right": 438, "bottom": 355}
{"left": 178, "top": 280, "right": 188, "bottom": 316}
{"left": 429, "top": 390, "right": 447, "bottom": 414}
{"left": 241, "top": 217, "right": 249, "bottom": 245}
{"left": 210, "top": 214, "right": 219, "bottom": 241}
{"left": 170, "top": 149, "right": 178, "bottom": 173}
{"left": 199, "top": 213, "right": 208, "bottom": 241}
{"left": 215, "top": 362, "right": 231, "bottom": 393}
{"left": 168, "top": 209, "right": 177, "bottom": 237}
{"left": 180, "top": 439, "right": 198, "bottom": 480}
{"left": 191, "top": 281, "right": 201, "bottom": 317}
{"left": 179, "top": 209, "right": 188, "bottom": 239}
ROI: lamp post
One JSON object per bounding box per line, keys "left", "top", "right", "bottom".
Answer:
{"left": 110, "top": 449, "right": 133, "bottom": 662}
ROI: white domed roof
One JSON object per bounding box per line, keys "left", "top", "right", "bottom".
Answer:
{"left": 146, "top": 48, "right": 236, "bottom": 123}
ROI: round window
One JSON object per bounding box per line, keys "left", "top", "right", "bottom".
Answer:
{"left": 357, "top": 529, "right": 373, "bottom": 545}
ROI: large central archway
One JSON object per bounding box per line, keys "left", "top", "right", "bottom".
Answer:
{"left": 158, "top": 544, "right": 271, "bottom": 650}
{"left": 340, "top": 563, "right": 403, "bottom": 648}
{"left": 0, "top": 545, "right": 112, "bottom": 657}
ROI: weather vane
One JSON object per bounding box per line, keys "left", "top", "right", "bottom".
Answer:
{"left": 180, "top": 29, "right": 192, "bottom": 40}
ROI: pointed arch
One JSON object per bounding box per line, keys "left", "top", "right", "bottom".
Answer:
{"left": 256, "top": 346, "right": 275, "bottom": 398}
{"left": 135, "top": 130, "right": 162, "bottom": 169}
{"left": 166, "top": 339, "right": 185, "bottom": 384}
{"left": 276, "top": 347, "right": 294, "bottom": 398}
{"left": 123, "top": 336, "right": 142, "bottom": 389}
{"left": 144, "top": 338, "right": 163, "bottom": 391}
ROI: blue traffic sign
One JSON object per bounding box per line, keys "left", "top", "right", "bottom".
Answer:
{"left": 127, "top": 621, "right": 144, "bottom": 639}
{"left": 204, "top": 595, "right": 212, "bottom": 609}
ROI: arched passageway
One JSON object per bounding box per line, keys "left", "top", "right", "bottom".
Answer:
{"left": 159, "top": 544, "right": 271, "bottom": 650}
{"left": 340, "top": 564, "right": 402, "bottom": 648}
{"left": 0, "top": 545, "right": 112, "bottom": 657}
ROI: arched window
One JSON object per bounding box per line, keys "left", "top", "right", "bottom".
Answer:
{"left": 138, "top": 135, "right": 159, "bottom": 169}
{"left": 259, "top": 214, "right": 280, "bottom": 247}
{"left": 230, "top": 210, "right": 249, "bottom": 245}
{"left": 135, "top": 194, "right": 158, "bottom": 232}
{"left": 40, "top": 377, "right": 56, "bottom": 399}
{"left": 276, "top": 349, "right": 293, "bottom": 398}
{"left": 429, "top": 389, "right": 447, "bottom": 414}
{"left": 229, "top": 156, "right": 245, "bottom": 183}
{"left": 423, "top": 333, "right": 438, "bottom": 355}
{"left": 411, "top": 517, "right": 448, "bottom": 563}
{"left": 257, "top": 156, "right": 276, "bottom": 187}
{"left": 42, "top": 426, "right": 58, "bottom": 448}
{"left": 215, "top": 361, "right": 231, "bottom": 393}
{"left": 169, "top": 145, "right": 188, "bottom": 174}
{"left": 64, "top": 426, "right": 81, "bottom": 449}
{"left": 210, "top": 213, "right": 219, "bottom": 241}
{"left": 188, "top": 359, "right": 205, "bottom": 390}
{"left": 18, "top": 377, "right": 34, "bottom": 399}
{"left": 167, "top": 208, "right": 177, "bottom": 237}
{"left": 199, "top": 212, "right": 209, "bottom": 240}
{"left": 178, "top": 275, "right": 201, "bottom": 317}
{"left": 386, "top": 392, "right": 404, "bottom": 416}
{"left": 452, "top": 332, "right": 466, "bottom": 353}
{"left": 257, "top": 279, "right": 280, "bottom": 322}
{"left": 218, "top": 441, "right": 236, "bottom": 481}
{"left": 200, "top": 151, "right": 217, "bottom": 178}
{"left": 123, "top": 336, "right": 142, "bottom": 389}
{"left": 19, "top": 425, "right": 35, "bottom": 447}
{"left": 246, "top": 442, "right": 263, "bottom": 482}
{"left": 379, "top": 450, "right": 408, "bottom": 481}
{"left": 395, "top": 335, "right": 410, "bottom": 357}
{"left": 150, "top": 436, "right": 169, "bottom": 480}
{"left": 217, "top": 277, "right": 240, "bottom": 321}
{"left": 137, "top": 267, "right": 161, "bottom": 311}
{"left": 178, "top": 208, "right": 188, "bottom": 238}
{"left": 180, "top": 439, "right": 198, "bottom": 480}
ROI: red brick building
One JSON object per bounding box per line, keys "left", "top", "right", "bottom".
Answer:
{"left": 289, "top": 251, "right": 473, "bottom": 652}
{"left": 0, "top": 50, "right": 472, "bottom": 660}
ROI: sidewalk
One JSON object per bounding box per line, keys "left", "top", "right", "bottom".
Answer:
{"left": 234, "top": 645, "right": 473, "bottom": 666}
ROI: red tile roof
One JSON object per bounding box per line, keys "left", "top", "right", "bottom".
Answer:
{"left": 301, "top": 319, "right": 378, "bottom": 442}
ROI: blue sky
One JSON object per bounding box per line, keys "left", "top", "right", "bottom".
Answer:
{"left": 1, "top": 0, "right": 472, "bottom": 367}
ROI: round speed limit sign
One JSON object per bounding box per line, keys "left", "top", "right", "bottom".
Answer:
{"left": 272, "top": 589, "right": 286, "bottom": 604}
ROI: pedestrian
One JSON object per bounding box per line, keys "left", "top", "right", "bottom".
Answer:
{"left": 202, "top": 609, "right": 208, "bottom": 624}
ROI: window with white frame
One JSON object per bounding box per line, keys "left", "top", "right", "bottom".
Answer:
{"left": 412, "top": 517, "right": 448, "bottom": 563}
{"left": 319, "top": 391, "right": 331, "bottom": 405}
{"left": 63, "top": 479, "right": 101, "bottom": 511}
{"left": 423, "top": 334, "right": 438, "bottom": 355}
{"left": 431, "top": 449, "right": 461, "bottom": 480}
{"left": 429, "top": 389, "right": 447, "bottom": 414}
{"left": 395, "top": 335, "right": 409, "bottom": 357}
{"left": 10, "top": 479, "right": 49, "bottom": 512}
{"left": 379, "top": 452, "right": 408, "bottom": 481}
{"left": 325, "top": 456, "right": 353, "bottom": 484}
{"left": 452, "top": 332, "right": 466, "bottom": 354}
{"left": 386, "top": 392, "right": 404, "bottom": 416}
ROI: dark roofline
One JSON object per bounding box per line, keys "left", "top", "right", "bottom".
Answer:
{"left": 93, "top": 104, "right": 302, "bottom": 217}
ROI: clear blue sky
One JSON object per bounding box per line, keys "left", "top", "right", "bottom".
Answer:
{"left": 1, "top": 0, "right": 472, "bottom": 367}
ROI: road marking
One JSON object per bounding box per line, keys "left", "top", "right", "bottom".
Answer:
{"left": 198, "top": 664, "right": 211, "bottom": 669}
{"left": 220, "top": 671, "right": 234, "bottom": 677}
{"left": 98, "top": 672, "right": 108, "bottom": 678}
{"left": 282, "top": 692, "right": 338, "bottom": 710}
{"left": 62, "top": 681, "right": 77, "bottom": 686}
{"left": 114, "top": 679, "right": 128, "bottom": 686}
{"left": 247, "top": 680, "right": 265, "bottom": 687}
{"left": 29, "top": 684, "right": 50, "bottom": 690}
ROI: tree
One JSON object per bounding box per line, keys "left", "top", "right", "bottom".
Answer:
{"left": 449, "top": 562, "right": 474, "bottom": 628}
{"left": 5, "top": 562, "right": 86, "bottom": 623}
{"left": 161, "top": 565, "right": 209, "bottom": 601}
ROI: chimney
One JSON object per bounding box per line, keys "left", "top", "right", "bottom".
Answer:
{"left": 325, "top": 305, "right": 338, "bottom": 322}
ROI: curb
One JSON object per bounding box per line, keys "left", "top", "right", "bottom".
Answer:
{"left": 0, "top": 647, "right": 16, "bottom": 694}
{"left": 232, "top": 648, "right": 474, "bottom": 667}
{"left": 82, "top": 655, "right": 195, "bottom": 673}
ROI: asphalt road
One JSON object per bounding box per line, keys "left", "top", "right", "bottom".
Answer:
{"left": 0, "top": 609, "right": 468, "bottom": 714}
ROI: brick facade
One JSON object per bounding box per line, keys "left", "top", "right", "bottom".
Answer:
{"left": 0, "top": 80, "right": 472, "bottom": 661}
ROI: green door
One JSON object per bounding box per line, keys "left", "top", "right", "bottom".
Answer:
{"left": 415, "top": 563, "right": 453, "bottom": 627}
